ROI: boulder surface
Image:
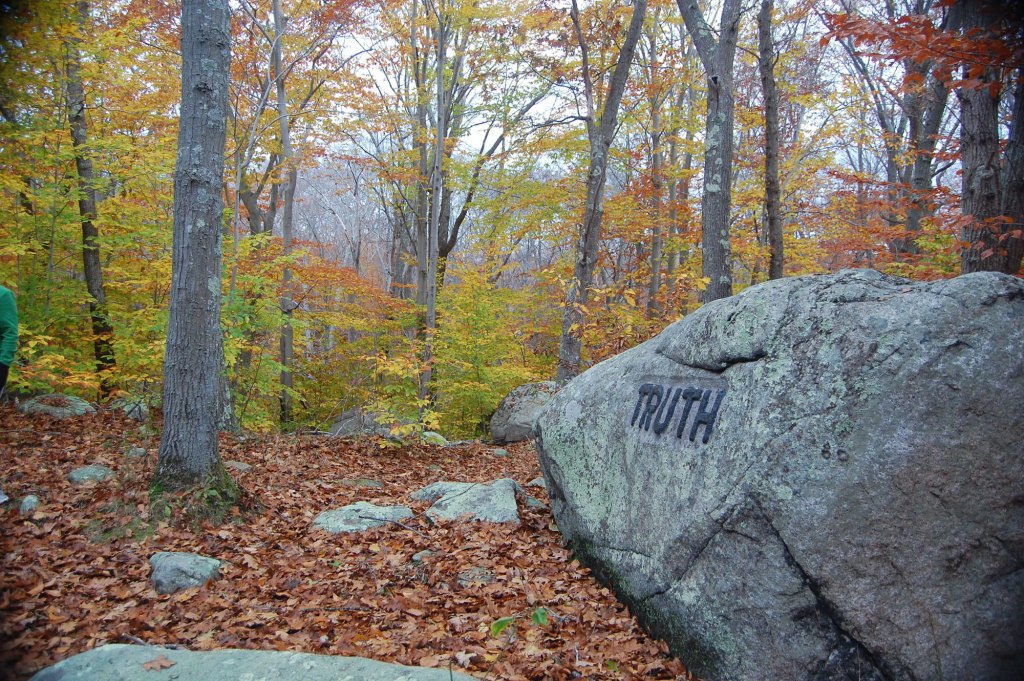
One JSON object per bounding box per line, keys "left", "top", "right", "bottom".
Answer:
{"left": 67, "top": 465, "right": 114, "bottom": 486}
{"left": 313, "top": 501, "right": 413, "bottom": 533}
{"left": 411, "top": 479, "right": 523, "bottom": 524}
{"left": 149, "top": 552, "right": 221, "bottom": 595}
{"left": 490, "top": 382, "right": 557, "bottom": 443}
{"left": 20, "top": 394, "right": 95, "bottom": 419}
{"left": 28, "top": 644, "right": 478, "bottom": 680}
{"left": 535, "top": 270, "right": 1024, "bottom": 681}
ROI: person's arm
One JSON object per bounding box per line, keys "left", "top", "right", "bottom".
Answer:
{"left": 0, "top": 288, "right": 18, "bottom": 368}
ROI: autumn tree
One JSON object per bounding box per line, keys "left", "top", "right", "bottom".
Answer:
{"left": 956, "top": 0, "right": 1023, "bottom": 273}
{"left": 156, "top": 0, "right": 232, "bottom": 489}
{"left": 758, "top": 0, "right": 783, "bottom": 278}
{"left": 65, "top": 0, "right": 117, "bottom": 394}
{"left": 676, "top": 0, "right": 742, "bottom": 302}
{"left": 556, "top": 0, "right": 648, "bottom": 381}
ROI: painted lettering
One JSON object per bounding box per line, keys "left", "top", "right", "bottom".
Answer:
{"left": 629, "top": 382, "right": 726, "bottom": 444}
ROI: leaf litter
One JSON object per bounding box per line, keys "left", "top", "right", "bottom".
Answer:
{"left": 0, "top": 406, "right": 695, "bottom": 680}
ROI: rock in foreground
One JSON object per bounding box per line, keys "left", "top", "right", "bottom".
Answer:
{"left": 535, "top": 270, "right": 1024, "bottom": 681}
{"left": 490, "top": 382, "right": 556, "bottom": 443}
{"left": 29, "top": 644, "right": 478, "bottom": 680}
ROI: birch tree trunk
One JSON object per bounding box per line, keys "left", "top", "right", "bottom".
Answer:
{"left": 757, "top": 0, "right": 783, "bottom": 280}
{"left": 156, "top": 0, "right": 231, "bottom": 489}
{"left": 555, "top": 0, "right": 647, "bottom": 382}
{"left": 65, "top": 0, "right": 116, "bottom": 396}
{"left": 677, "top": 0, "right": 742, "bottom": 302}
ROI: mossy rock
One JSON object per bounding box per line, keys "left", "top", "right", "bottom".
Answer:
{"left": 20, "top": 394, "right": 96, "bottom": 419}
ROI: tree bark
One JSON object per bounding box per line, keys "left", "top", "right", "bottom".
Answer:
{"left": 958, "top": 0, "right": 1007, "bottom": 272}
{"left": 677, "top": 0, "right": 742, "bottom": 302}
{"left": 156, "top": 0, "right": 231, "bottom": 489}
{"left": 65, "top": 0, "right": 116, "bottom": 396}
{"left": 419, "top": 5, "right": 446, "bottom": 401}
{"left": 645, "top": 15, "right": 665, "bottom": 314}
{"left": 555, "top": 0, "right": 648, "bottom": 382}
{"left": 272, "top": 0, "right": 297, "bottom": 426}
{"left": 1000, "top": 69, "right": 1024, "bottom": 274}
{"left": 758, "top": 0, "right": 783, "bottom": 279}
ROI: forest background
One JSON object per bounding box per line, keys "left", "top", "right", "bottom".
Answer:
{"left": 0, "top": 0, "right": 1021, "bottom": 437}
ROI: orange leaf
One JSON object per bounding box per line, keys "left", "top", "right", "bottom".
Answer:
{"left": 417, "top": 654, "right": 440, "bottom": 668}
{"left": 142, "top": 655, "right": 175, "bottom": 671}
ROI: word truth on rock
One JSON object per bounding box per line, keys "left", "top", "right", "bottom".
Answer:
{"left": 630, "top": 383, "right": 726, "bottom": 444}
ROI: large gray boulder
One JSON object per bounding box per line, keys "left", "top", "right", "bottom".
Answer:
{"left": 29, "top": 644, "right": 479, "bottom": 680}
{"left": 20, "top": 394, "right": 95, "bottom": 419}
{"left": 490, "top": 381, "right": 557, "bottom": 443}
{"left": 535, "top": 270, "right": 1024, "bottom": 681}
{"left": 149, "top": 552, "right": 221, "bottom": 594}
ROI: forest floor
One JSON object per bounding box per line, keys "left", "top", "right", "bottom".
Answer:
{"left": 0, "top": 405, "right": 694, "bottom": 680}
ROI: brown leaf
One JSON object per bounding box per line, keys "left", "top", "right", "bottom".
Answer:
{"left": 142, "top": 654, "right": 175, "bottom": 671}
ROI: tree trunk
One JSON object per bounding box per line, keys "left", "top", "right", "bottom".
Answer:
{"left": 678, "top": 0, "right": 742, "bottom": 302}
{"left": 65, "top": 0, "right": 116, "bottom": 396}
{"left": 156, "top": 0, "right": 231, "bottom": 489}
{"left": 758, "top": 0, "right": 783, "bottom": 279}
{"left": 958, "top": 1, "right": 1005, "bottom": 272}
{"left": 419, "top": 7, "right": 446, "bottom": 401}
{"left": 272, "top": 0, "right": 297, "bottom": 426}
{"left": 645, "top": 17, "right": 664, "bottom": 315}
{"left": 1000, "top": 69, "right": 1024, "bottom": 274}
{"left": 556, "top": 0, "right": 648, "bottom": 382}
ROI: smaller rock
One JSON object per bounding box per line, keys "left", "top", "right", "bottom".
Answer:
{"left": 313, "top": 501, "right": 413, "bottom": 534}
{"left": 457, "top": 566, "right": 495, "bottom": 587}
{"left": 20, "top": 495, "right": 39, "bottom": 515}
{"left": 111, "top": 398, "right": 148, "bottom": 421}
{"left": 527, "top": 477, "right": 546, "bottom": 489}
{"left": 20, "top": 394, "right": 95, "bottom": 419}
{"left": 491, "top": 448, "right": 509, "bottom": 458}
{"left": 411, "top": 550, "right": 435, "bottom": 564}
{"left": 411, "top": 479, "right": 523, "bottom": 524}
{"left": 150, "top": 551, "right": 221, "bottom": 594}
{"left": 328, "top": 408, "right": 390, "bottom": 437}
{"left": 125, "top": 446, "right": 148, "bottom": 459}
{"left": 0, "top": 486, "right": 8, "bottom": 505}
{"left": 421, "top": 431, "right": 448, "bottom": 446}
{"left": 490, "top": 381, "right": 557, "bottom": 444}
{"left": 223, "top": 460, "right": 251, "bottom": 473}
{"left": 524, "top": 496, "right": 547, "bottom": 509}
{"left": 68, "top": 465, "right": 114, "bottom": 486}
{"left": 339, "top": 478, "right": 384, "bottom": 489}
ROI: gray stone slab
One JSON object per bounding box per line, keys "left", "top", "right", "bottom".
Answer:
{"left": 313, "top": 501, "right": 412, "bottom": 533}
{"left": 411, "top": 479, "right": 522, "bottom": 524}
{"left": 28, "top": 644, "right": 479, "bottom": 680}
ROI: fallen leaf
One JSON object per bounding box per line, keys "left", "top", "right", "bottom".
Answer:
{"left": 417, "top": 653, "right": 440, "bottom": 667}
{"left": 142, "top": 655, "right": 175, "bottom": 671}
